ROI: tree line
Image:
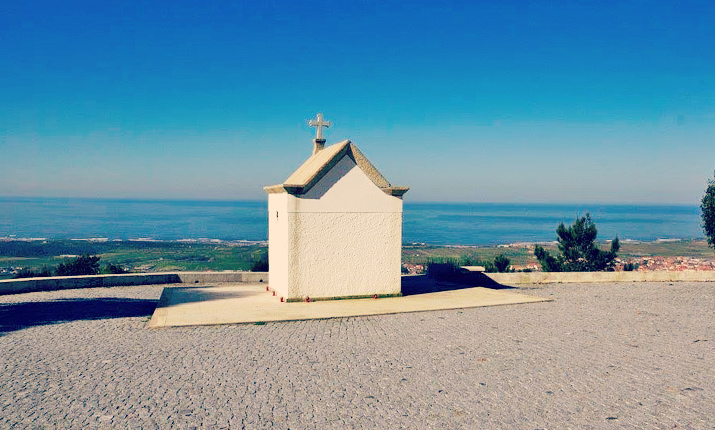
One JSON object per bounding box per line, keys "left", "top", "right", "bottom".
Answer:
{"left": 14, "top": 255, "right": 126, "bottom": 278}
{"left": 0, "top": 240, "right": 186, "bottom": 258}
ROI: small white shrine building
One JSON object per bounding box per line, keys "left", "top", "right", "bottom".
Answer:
{"left": 264, "top": 113, "right": 409, "bottom": 301}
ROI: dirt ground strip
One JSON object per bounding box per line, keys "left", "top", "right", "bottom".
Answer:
{"left": 1, "top": 282, "right": 713, "bottom": 429}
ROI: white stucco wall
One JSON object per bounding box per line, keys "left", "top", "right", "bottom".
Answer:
{"left": 297, "top": 155, "right": 402, "bottom": 213}
{"left": 267, "top": 193, "right": 290, "bottom": 299}
{"left": 287, "top": 212, "right": 402, "bottom": 298}
{"left": 267, "top": 154, "right": 404, "bottom": 300}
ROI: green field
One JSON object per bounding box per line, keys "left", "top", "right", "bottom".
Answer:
{"left": 0, "top": 240, "right": 267, "bottom": 280}
{"left": 403, "top": 239, "right": 715, "bottom": 268}
{"left": 1, "top": 239, "right": 713, "bottom": 280}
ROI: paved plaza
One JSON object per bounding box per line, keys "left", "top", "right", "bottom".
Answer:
{"left": 147, "top": 279, "right": 550, "bottom": 327}
{"left": 1, "top": 282, "right": 713, "bottom": 429}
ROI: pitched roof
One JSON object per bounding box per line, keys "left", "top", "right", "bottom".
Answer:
{"left": 264, "top": 140, "right": 409, "bottom": 197}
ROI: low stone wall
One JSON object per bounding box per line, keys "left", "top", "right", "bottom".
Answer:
{"left": 480, "top": 270, "right": 715, "bottom": 284}
{"left": 176, "top": 271, "right": 267, "bottom": 284}
{"left": 3, "top": 269, "right": 713, "bottom": 296}
{"left": 0, "top": 271, "right": 268, "bottom": 296}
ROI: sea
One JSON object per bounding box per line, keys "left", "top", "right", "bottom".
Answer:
{"left": 0, "top": 197, "right": 704, "bottom": 246}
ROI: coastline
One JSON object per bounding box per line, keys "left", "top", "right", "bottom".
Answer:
{"left": 402, "top": 238, "right": 715, "bottom": 273}
{"left": 1, "top": 198, "right": 703, "bottom": 245}
{"left": 2, "top": 237, "right": 713, "bottom": 280}
{"left": 3, "top": 235, "right": 701, "bottom": 248}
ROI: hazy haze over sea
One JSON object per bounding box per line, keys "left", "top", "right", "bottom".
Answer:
{"left": 0, "top": 197, "right": 703, "bottom": 246}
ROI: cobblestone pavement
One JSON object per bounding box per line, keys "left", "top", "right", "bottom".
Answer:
{"left": 1, "top": 282, "right": 713, "bottom": 429}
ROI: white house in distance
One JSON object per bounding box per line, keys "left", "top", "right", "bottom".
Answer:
{"left": 264, "top": 113, "right": 409, "bottom": 302}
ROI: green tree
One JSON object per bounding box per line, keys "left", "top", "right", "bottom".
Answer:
{"left": 534, "top": 214, "right": 620, "bottom": 272}
{"left": 493, "top": 254, "right": 510, "bottom": 272}
{"left": 482, "top": 254, "right": 513, "bottom": 273}
{"left": 55, "top": 254, "right": 101, "bottom": 276}
{"left": 534, "top": 246, "right": 563, "bottom": 272}
{"left": 101, "top": 262, "right": 127, "bottom": 274}
{"left": 702, "top": 171, "right": 715, "bottom": 249}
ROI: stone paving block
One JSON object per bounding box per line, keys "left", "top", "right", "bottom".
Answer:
{"left": 0, "top": 282, "right": 714, "bottom": 428}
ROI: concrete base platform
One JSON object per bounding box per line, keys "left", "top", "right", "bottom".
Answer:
{"left": 147, "top": 282, "right": 551, "bottom": 328}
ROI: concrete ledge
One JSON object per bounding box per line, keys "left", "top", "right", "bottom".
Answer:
{"left": 147, "top": 284, "right": 551, "bottom": 327}
{"left": 285, "top": 292, "right": 402, "bottom": 303}
{"left": 0, "top": 271, "right": 268, "bottom": 295}
{"left": 175, "top": 271, "right": 267, "bottom": 284}
{"left": 5, "top": 268, "right": 714, "bottom": 295}
{"left": 478, "top": 270, "right": 715, "bottom": 284}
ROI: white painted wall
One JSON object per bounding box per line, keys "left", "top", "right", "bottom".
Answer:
{"left": 287, "top": 212, "right": 402, "bottom": 298}
{"left": 268, "top": 153, "right": 404, "bottom": 300}
{"left": 297, "top": 155, "right": 402, "bottom": 213}
{"left": 267, "top": 192, "right": 290, "bottom": 299}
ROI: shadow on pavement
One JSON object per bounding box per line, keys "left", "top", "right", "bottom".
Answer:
{"left": 168, "top": 286, "right": 263, "bottom": 304}
{"left": 401, "top": 272, "right": 514, "bottom": 296}
{"left": 0, "top": 298, "right": 158, "bottom": 334}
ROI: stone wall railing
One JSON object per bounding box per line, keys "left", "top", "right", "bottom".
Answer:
{"left": 0, "top": 271, "right": 268, "bottom": 295}
{"left": 481, "top": 270, "right": 715, "bottom": 284}
{"left": 3, "top": 269, "right": 714, "bottom": 296}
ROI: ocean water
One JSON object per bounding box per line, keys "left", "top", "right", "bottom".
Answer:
{"left": 0, "top": 197, "right": 704, "bottom": 246}
{"left": 403, "top": 202, "right": 702, "bottom": 245}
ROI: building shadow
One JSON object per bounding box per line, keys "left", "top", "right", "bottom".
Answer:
{"left": 0, "top": 298, "right": 158, "bottom": 335}
{"left": 166, "top": 286, "right": 263, "bottom": 306}
{"left": 401, "top": 272, "right": 514, "bottom": 296}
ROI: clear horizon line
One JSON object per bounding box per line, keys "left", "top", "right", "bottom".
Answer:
{"left": 0, "top": 195, "right": 701, "bottom": 207}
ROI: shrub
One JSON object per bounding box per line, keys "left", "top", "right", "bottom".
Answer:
{"left": 623, "top": 262, "right": 639, "bottom": 272}
{"left": 14, "top": 268, "right": 35, "bottom": 279}
{"left": 55, "top": 254, "right": 101, "bottom": 276}
{"left": 250, "top": 252, "right": 268, "bottom": 272}
{"left": 702, "top": 171, "right": 715, "bottom": 249}
{"left": 489, "top": 254, "right": 512, "bottom": 273}
{"left": 423, "top": 254, "right": 513, "bottom": 275}
{"left": 14, "top": 265, "right": 53, "bottom": 279}
{"left": 535, "top": 213, "right": 620, "bottom": 272}
{"left": 101, "top": 263, "right": 127, "bottom": 274}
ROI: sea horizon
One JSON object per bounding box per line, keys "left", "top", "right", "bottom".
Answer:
{"left": 0, "top": 196, "right": 704, "bottom": 246}
{"left": 0, "top": 195, "right": 701, "bottom": 206}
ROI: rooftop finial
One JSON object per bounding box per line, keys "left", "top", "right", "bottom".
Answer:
{"left": 308, "top": 113, "right": 331, "bottom": 142}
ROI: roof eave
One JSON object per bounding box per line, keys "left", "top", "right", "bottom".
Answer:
{"left": 381, "top": 186, "right": 410, "bottom": 197}
{"left": 267, "top": 140, "right": 408, "bottom": 197}
{"left": 264, "top": 184, "right": 304, "bottom": 195}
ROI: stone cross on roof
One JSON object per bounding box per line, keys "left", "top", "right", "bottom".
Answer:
{"left": 308, "top": 113, "right": 331, "bottom": 142}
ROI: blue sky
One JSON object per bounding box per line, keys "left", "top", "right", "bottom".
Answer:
{"left": 1, "top": 0, "right": 713, "bottom": 204}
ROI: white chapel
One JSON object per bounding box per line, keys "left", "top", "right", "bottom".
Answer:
{"left": 264, "top": 113, "right": 409, "bottom": 302}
